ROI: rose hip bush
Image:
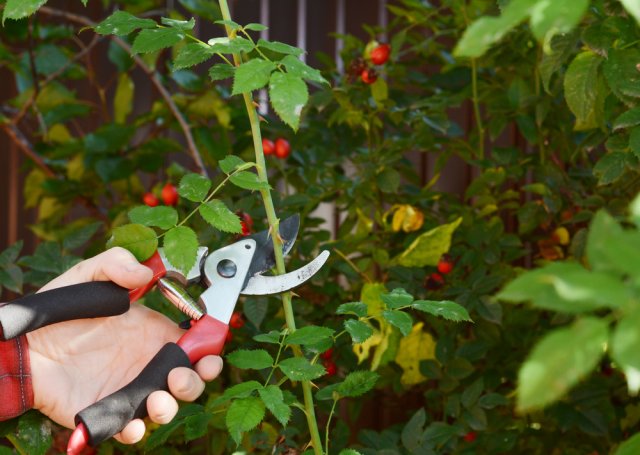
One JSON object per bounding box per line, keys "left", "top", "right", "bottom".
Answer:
{"left": 1, "top": 0, "right": 640, "bottom": 454}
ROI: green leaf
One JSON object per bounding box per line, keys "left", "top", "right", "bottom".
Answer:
{"left": 587, "top": 210, "right": 640, "bottom": 278}
{"left": 382, "top": 310, "right": 413, "bottom": 336}
{"left": 344, "top": 319, "right": 374, "bottom": 343}
{"left": 337, "top": 371, "right": 379, "bottom": 398}
{"left": 412, "top": 300, "right": 473, "bottom": 322}
{"left": 219, "top": 155, "right": 248, "bottom": 173}
{"left": 107, "top": 224, "right": 158, "bottom": 262}
{"left": 131, "top": 28, "right": 184, "bottom": 54}
{"left": 336, "top": 302, "right": 368, "bottom": 317}
{"left": 613, "top": 107, "right": 640, "bottom": 131}
{"left": 258, "top": 385, "right": 291, "bottom": 426}
{"left": 564, "top": 51, "right": 605, "bottom": 130}
{"left": 161, "top": 17, "right": 195, "bottom": 30}
{"left": 381, "top": 288, "right": 414, "bottom": 309}
{"left": 244, "top": 23, "right": 268, "bottom": 31}
{"left": 604, "top": 48, "right": 640, "bottom": 100}
{"left": 3, "top": 0, "right": 49, "bottom": 22}
{"left": 232, "top": 59, "right": 277, "bottom": 95}
{"left": 392, "top": 217, "right": 462, "bottom": 267}
{"left": 227, "top": 349, "right": 273, "bottom": 370}
{"left": 497, "top": 262, "right": 629, "bottom": 312}
{"left": 207, "top": 36, "right": 254, "bottom": 54}
{"left": 230, "top": 171, "right": 270, "bottom": 190}
{"left": 285, "top": 326, "right": 335, "bottom": 346}
{"left": 517, "top": 317, "right": 608, "bottom": 412}
{"left": 611, "top": 308, "right": 640, "bottom": 394}
{"left": 211, "top": 380, "right": 262, "bottom": 406}
{"left": 621, "top": 0, "right": 640, "bottom": 25}
{"left": 128, "top": 206, "right": 178, "bottom": 230}
{"left": 215, "top": 19, "right": 241, "bottom": 30}
{"left": 339, "top": 450, "right": 363, "bottom": 455}
{"left": 269, "top": 72, "right": 309, "bottom": 131}
{"left": 243, "top": 298, "right": 268, "bottom": 328}
{"left": 278, "top": 357, "right": 326, "bottom": 381}
{"left": 0, "top": 241, "right": 22, "bottom": 267}
{"left": 453, "top": 0, "right": 534, "bottom": 58}
{"left": 281, "top": 55, "right": 328, "bottom": 85}
{"left": 199, "top": 201, "right": 242, "bottom": 233}
{"left": 178, "top": 173, "right": 211, "bottom": 202}
{"left": 615, "top": 433, "right": 640, "bottom": 455}
{"left": 94, "top": 11, "right": 157, "bottom": 35}
{"left": 539, "top": 31, "right": 579, "bottom": 94}
{"left": 14, "top": 411, "right": 52, "bottom": 455}
{"left": 163, "top": 226, "right": 198, "bottom": 274}
{"left": 529, "top": 0, "right": 589, "bottom": 45}
{"left": 145, "top": 404, "right": 202, "bottom": 450}
{"left": 226, "top": 397, "right": 265, "bottom": 444}
{"left": 593, "top": 152, "right": 627, "bottom": 185}
{"left": 376, "top": 168, "right": 400, "bottom": 193}
{"left": 173, "top": 42, "right": 215, "bottom": 70}
{"left": 257, "top": 38, "right": 304, "bottom": 56}
{"left": 253, "top": 330, "right": 283, "bottom": 344}
{"left": 184, "top": 412, "right": 211, "bottom": 441}
{"left": 209, "top": 63, "right": 236, "bottom": 81}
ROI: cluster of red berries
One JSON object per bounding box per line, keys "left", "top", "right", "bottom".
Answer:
{"left": 424, "top": 254, "right": 454, "bottom": 290}
{"left": 262, "top": 138, "right": 291, "bottom": 159}
{"left": 348, "top": 42, "right": 391, "bottom": 85}
{"left": 321, "top": 348, "right": 337, "bottom": 376}
{"left": 143, "top": 183, "right": 178, "bottom": 207}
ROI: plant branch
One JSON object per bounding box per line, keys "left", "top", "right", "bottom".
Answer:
{"left": 218, "top": 2, "right": 324, "bottom": 453}
{"left": 0, "top": 122, "right": 54, "bottom": 177}
{"left": 37, "top": 6, "right": 209, "bottom": 177}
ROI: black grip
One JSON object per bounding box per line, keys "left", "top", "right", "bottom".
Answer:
{"left": 75, "top": 342, "right": 192, "bottom": 447}
{"left": 0, "top": 282, "right": 130, "bottom": 340}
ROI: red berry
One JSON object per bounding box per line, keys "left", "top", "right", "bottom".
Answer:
{"left": 230, "top": 312, "right": 245, "bottom": 329}
{"left": 262, "top": 138, "right": 275, "bottom": 156}
{"left": 424, "top": 272, "right": 445, "bottom": 290}
{"left": 323, "top": 360, "right": 337, "bottom": 376}
{"left": 438, "top": 259, "right": 453, "bottom": 275}
{"left": 275, "top": 138, "right": 291, "bottom": 159}
{"left": 161, "top": 183, "right": 179, "bottom": 206}
{"left": 238, "top": 212, "right": 253, "bottom": 236}
{"left": 361, "top": 68, "right": 377, "bottom": 84}
{"left": 463, "top": 431, "right": 477, "bottom": 443}
{"left": 320, "top": 348, "right": 334, "bottom": 360}
{"left": 143, "top": 192, "right": 159, "bottom": 207}
{"left": 370, "top": 43, "right": 391, "bottom": 65}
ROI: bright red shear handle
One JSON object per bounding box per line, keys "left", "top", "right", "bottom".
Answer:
{"left": 128, "top": 251, "right": 167, "bottom": 303}
{"left": 177, "top": 315, "right": 229, "bottom": 363}
{"left": 67, "top": 315, "right": 229, "bottom": 455}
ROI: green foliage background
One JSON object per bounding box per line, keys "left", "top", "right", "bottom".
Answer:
{"left": 1, "top": 0, "right": 640, "bottom": 454}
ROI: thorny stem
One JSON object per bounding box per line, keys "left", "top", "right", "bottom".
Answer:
{"left": 325, "top": 399, "right": 339, "bottom": 455}
{"left": 218, "top": 2, "right": 324, "bottom": 454}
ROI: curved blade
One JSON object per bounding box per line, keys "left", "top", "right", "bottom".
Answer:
{"left": 242, "top": 251, "right": 330, "bottom": 295}
{"left": 245, "top": 214, "right": 300, "bottom": 280}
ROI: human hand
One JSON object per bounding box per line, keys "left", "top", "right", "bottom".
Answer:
{"left": 26, "top": 247, "right": 223, "bottom": 444}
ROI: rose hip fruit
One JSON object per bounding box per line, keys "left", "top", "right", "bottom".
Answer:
{"left": 143, "top": 192, "right": 159, "bottom": 207}
{"left": 262, "top": 138, "right": 275, "bottom": 156}
{"left": 370, "top": 43, "right": 391, "bottom": 65}
{"left": 275, "top": 138, "right": 291, "bottom": 159}
{"left": 161, "top": 183, "right": 179, "bottom": 206}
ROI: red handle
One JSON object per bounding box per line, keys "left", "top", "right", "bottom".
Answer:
{"left": 128, "top": 251, "right": 167, "bottom": 303}
{"left": 177, "top": 315, "right": 229, "bottom": 363}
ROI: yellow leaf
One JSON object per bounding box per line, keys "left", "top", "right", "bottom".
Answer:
{"left": 114, "top": 73, "right": 134, "bottom": 124}
{"left": 353, "top": 327, "right": 382, "bottom": 364}
{"left": 390, "top": 204, "right": 424, "bottom": 233}
{"left": 24, "top": 169, "right": 46, "bottom": 209}
{"left": 553, "top": 227, "right": 570, "bottom": 245}
{"left": 361, "top": 282, "right": 387, "bottom": 317}
{"left": 46, "top": 124, "right": 72, "bottom": 143}
{"left": 392, "top": 217, "right": 462, "bottom": 267}
{"left": 395, "top": 322, "right": 436, "bottom": 386}
{"left": 67, "top": 154, "right": 85, "bottom": 181}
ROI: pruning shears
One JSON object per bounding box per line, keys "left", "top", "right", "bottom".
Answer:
{"left": 0, "top": 215, "right": 329, "bottom": 454}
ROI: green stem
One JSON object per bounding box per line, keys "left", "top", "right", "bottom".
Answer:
{"left": 6, "top": 435, "right": 27, "bottom": 455}
{"left": 217, "top": 2, "right": 324, "bottom": 453}
{"left": 470, "top": 58, "right": 484, "bottom": 160}
{"left": 325, "top": 398, "right": 339, "bottom": 455}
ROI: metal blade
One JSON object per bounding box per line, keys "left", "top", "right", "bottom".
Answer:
{"left": 244, "top": 214, "right": 300, "bottom": 281}
{"left": 241, "top": 250, "right": 330, "bottom": 295}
